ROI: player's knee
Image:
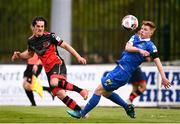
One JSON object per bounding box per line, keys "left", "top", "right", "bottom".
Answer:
{"left": 56, "top": 89, "right": 66, "bottom": 100}
{"left": 50, "top": 77, "right": 59, "bottom": 87}
{"left": 94, "top": 89, "right": 101, "bottom": 95}
{"left": 142, "top": 84, "right": 147, "bottom": 91}
{"left": 23, "top": 82, "right": 31, "bottom": 91}
{"left": 102, "top": 92, "right": 112, "bottom": 97}
{"left": 95, "top": 84, "right": 107, "bottom": 96}
{"left": 139, "top": 81, "right": 147, "bottom": 91}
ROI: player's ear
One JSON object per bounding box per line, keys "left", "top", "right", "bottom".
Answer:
{"left": 30, "top": 25, "right": 34, "bottom": 31}
{"left": 150, "top": 27, "right": 155, "bottom": 36}
{"left": 149, "top": 30, "right": 153, "bottom": 37}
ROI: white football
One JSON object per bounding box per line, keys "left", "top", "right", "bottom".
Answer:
{"left": 122, "top": 15, "right": 138, "bottom": 31}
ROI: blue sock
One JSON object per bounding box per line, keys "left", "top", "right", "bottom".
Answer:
{"left": 107, "top": 92, "right": 128, "bottom": 110}
{"left": 81, "top": 94, "right": 101, "bottom": 116}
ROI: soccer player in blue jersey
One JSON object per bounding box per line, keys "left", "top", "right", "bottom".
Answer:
{"left": 67, "top": 20, "right": 171, "bottom": 119}
{"left": 127, "top": 32, "right": 151, "bottom": 103}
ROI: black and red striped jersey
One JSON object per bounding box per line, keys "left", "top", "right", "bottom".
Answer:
{"left": 27, "top": 32, "right": 63, "bottom": 72}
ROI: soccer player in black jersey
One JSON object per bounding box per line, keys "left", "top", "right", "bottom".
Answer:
{"left": 12, "top": 16, "right": 88, "bottom": 112}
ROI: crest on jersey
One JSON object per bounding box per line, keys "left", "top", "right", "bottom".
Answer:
{"left": 106, "top": 79, "right": 112, "bottom": 85}
{"left": 43, "top": 41, "right": 50, "bottom": 47}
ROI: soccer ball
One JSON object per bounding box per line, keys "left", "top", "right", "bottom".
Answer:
{"left": 122, "top": 15, "right": 138, "bottom": 31}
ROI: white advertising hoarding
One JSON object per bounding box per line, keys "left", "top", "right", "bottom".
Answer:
{"left": 0, "top": 64, "right": 180, "bottom": 107}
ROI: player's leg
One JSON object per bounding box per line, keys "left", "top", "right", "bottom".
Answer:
{"left": 105, "top": 91, "right": 129, "bottom": 109}
{"left": 101, "top": 66, "right": 135, "bottom": 118}
{"left": 81, "top": 83, "right": 105, "bottom": 116}
{"left": 138, "top": 80, "right": 146, "bottom": 92}
{"left": 67, "top": 82, "right": 135, "bottom": 119}
{"left": 103, "top": 89, "right": 135, "bottom": 118}
{"left": 50, "top": 76, "right": 88, "bottom": 100}
{"left": 128, "top": 68, "right": 146, "bottom": 103}
{"left": 66, "top": 69, "right": 119, "bottom": 119}
{"left": 23, "top": 78, "right": 36, "bottom": 106}
{"left": 80, "top": 80, "right": 133, "bottom": 118}
{"left": 128, "top": 82, "right": 138, "bottom": 103}
{"left": 52, "top": 87, "right": 81, "bottom": 111}
{"left": 67, "top": 83, "right": 104, "bottom": 119}
{"left": 42, "top": 86, "right": 55, "bottom": 100}
{"left": 48, "top": 64, "right": 88, "bottom": 100}
{"left": 23, "top": 65, "right": 36, "bottom": 106}
{"left": 129, "top": 80, "right": 146, "bottom": 102}
{"left": 67, "top": 66, "right": 135, "bottom": 118}
{"left": 103, "top": 90, "right": 135, "bottom": 118}
{"left": 128, "top": 67, "right": 146, "bottom": 103}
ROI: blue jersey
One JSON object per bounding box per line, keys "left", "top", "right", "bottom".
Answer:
{"left": 116, "top": 34, "right": 157, "bottom": 77}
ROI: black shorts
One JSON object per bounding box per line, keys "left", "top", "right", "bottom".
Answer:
{"left": 23, "top": 64, "right": 43, "bottom": 83}
{"left": 129, "top": 67, "right": 146, "bottom": 83}
{"left": 46, "top": 60, "right": 67, "bottom": 83}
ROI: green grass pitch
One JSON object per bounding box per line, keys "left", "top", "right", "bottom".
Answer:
{"left": 0, "top": 106, "right": 180, "bottom": 123}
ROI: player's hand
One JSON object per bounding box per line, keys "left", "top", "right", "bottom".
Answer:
{"left": 139, "top": 49, "right": 150, "bottom": 57}
{"left": 161, "top": 77, "right": 171, "bottom": 89}
{"left": 77, "top": 56, "right": 87, "bottom": 64}
{"left": 11, "top": 51, "right": 21, "bottom": 61}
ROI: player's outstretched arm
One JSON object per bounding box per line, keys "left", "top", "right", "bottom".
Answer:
{"left": 11, "top": 49, "right": 34, "bottom": 61}
{"left": 153, "top": 58, "right": 171, "bottom": 89}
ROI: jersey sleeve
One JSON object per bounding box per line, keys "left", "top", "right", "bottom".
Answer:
{"left": 50, "top": 33, "right": 64, "bottom": 46}
{"left": 147, "top": 42, "right": 159, "bottom": 59}
{"left": 127, "top": 34, "right": 138, "bottom": 45}
{"left": 27, "top": 39, "right": 34, "bottom": 51}
{"left": 147, "top": 42, "right": 158, "bottom": 54}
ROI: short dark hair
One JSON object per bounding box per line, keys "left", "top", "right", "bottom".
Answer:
{"left": 142, "top": 20, "right": 156, "bottom": 31}
{"left": 31, "top": 16, "right": 47, "bottom": 27}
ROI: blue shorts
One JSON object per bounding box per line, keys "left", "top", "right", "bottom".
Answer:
{"left": 129, "top": 67, "right": 146, "bottom": 83}
{"left": 101, "top": 65, "right": 130, "bottom": 92}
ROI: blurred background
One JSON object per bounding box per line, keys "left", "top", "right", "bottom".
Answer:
{"left": 0, "top": 0, "right": 179, "bottom": 64}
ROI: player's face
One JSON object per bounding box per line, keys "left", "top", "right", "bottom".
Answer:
{"left": 33, "top": 21, "right": 45, "bottom": 37}
{"left": 140, "top": 25, "right": 152, "bottom": 39}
